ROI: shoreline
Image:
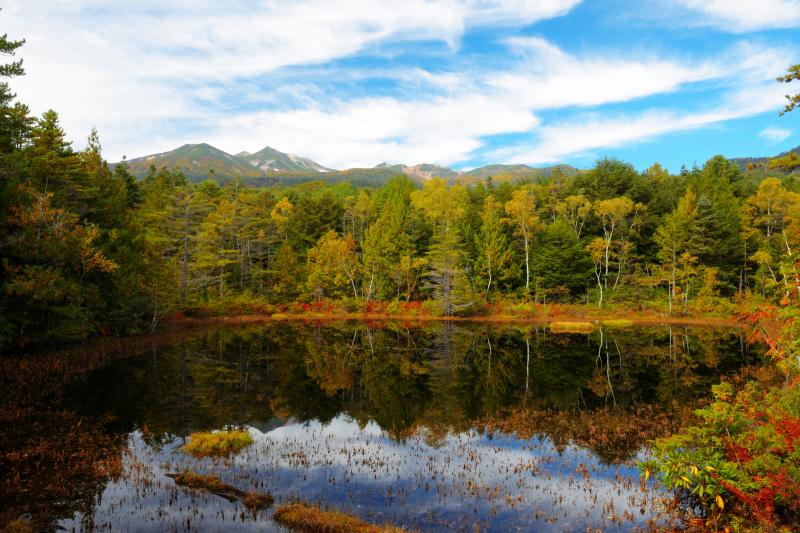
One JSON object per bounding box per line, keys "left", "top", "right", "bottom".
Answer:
{"left": 170, "top": 307, "right": 743, "bottom": 329}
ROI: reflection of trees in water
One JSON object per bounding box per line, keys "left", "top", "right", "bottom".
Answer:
{"left": 64, "top": 322, "right": 762, "bottom": 445}
{"left": 5, "top": 322, "right": 762, "bottom": 528}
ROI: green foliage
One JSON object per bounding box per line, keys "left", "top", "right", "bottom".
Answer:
{"left": 777, "top": 64, "right": 800, "bottom": 116}
{"left": 531, "top": 218, "right": 592, "bottom": 297}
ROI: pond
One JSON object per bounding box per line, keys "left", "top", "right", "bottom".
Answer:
{"left": 1, "top": 321, "right": 763, "bottom": 532}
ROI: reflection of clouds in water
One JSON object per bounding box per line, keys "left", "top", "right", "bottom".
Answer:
{"left": 60, "top": 433, "right": 274, "bottom": 532}
{"left": 60, "top": 416, "right": 669, "bottom": 532}
{"left": 247, "top": 416, "right": 661, "bottom": 531}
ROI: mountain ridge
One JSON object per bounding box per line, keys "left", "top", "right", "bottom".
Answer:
{"left": 118, "top": 142, "right": 582, "bottom": 186}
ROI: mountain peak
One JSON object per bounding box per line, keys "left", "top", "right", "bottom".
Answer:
{"left": 240, "top": 146, "right": 334, "bottom": 173}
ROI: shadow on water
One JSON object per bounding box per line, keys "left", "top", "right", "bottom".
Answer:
{"left": 1, "top": 321, "right": 762, "bottom": 531}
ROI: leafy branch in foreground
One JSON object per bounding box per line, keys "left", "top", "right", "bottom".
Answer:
{"left": 778, "top": 64, "right": 800, "bottom": 116}
{"left": 641, "top": 306, "right": 800, "bottom": 531}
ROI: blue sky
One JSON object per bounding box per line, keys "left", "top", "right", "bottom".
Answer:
{"left": 5, "top": 0, "right": 800, "bottom": 171}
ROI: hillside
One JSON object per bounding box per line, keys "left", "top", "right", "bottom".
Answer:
{"left": 122, "top": 143, "right": 262, "bottom": 182}
{"left": 456, "top": 163, "right": 578, "bottom": 184}
{"left": 730, "top": 145, "right": 800, "bottom": 172}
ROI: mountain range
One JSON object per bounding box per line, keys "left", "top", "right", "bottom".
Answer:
{"left": 118, "top": 143, "right": 576, "bottom": 186}
{"left": 119, "top": 142, "right": 799, "bottom": 187}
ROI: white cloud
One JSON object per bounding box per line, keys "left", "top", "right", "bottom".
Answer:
{"left": 759, "top": 126, "right": 792, "bottom": 144}
{"left": 676, "top": 0, "right": 800, "bottom": 31}
{"left": 212, "top": 95, "right": 538, "bottom": 168}
{"left": 2, "top": 0, "right": 797, "bottom": 167}
{"left": 214, "top": 40, "right": 792, "bottom": 169}
{"left": 491, "top": 37, "right": 722, "bottom": 109}
{"left": 497, "top": 82, "right": 789, "bottom": 164}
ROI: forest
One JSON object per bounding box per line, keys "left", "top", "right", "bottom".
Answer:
{"left": 2, "top": 80, "right": 800, "bottom": 349}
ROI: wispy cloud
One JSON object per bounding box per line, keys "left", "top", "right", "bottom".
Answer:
{"left": 676, "top": 0, "right": 800, "bottom": 32}
{"left": 495, "top": 82, "right": 789, "bottom": 164}
{"left": 4, "top": 0, "right": 798, "bottom": 168}
{"left": 4, "top": 0, "right": 580, "bottom": 160}
{"left": 759, "top": 126, "right": 792, "bottom": 144}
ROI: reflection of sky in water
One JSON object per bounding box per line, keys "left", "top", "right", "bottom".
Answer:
{"left": 61, "top": 415, "right": 668, "bottom": 532}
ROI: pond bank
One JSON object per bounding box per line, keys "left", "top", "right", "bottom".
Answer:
{"left": 170, "top": 304, "right": 741, "bottom": 329}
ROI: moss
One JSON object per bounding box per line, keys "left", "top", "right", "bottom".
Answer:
{"left": 183, "top": 430, "right": 253, "bottom": 458}
{"left": 549, "top": 321, "right": 596, "bottom": 333}
{"left": 272, "top": 502, "right": 407, "bottom": 533}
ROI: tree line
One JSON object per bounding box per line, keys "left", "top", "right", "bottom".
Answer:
{"left": 2, "top": 35, "right": 800, "bottom": 349}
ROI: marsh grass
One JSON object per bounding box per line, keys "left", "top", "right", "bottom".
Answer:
{"left": 183, "top": 430, "right": 253, "bottom": 458}
{"left": 241, "top": 491, "right": 275, "bottom": 512}
{"left": 549, "top": 321, "right": 596, "bottom": 333}
{"left": 601, "top": 319, "right": 634, "bottom": 327}
{"left": 273, "top": 502, "right": 407, "bottom": 532}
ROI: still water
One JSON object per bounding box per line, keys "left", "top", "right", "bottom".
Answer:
{"left": 3, "top": 321, "right": 762, "bottom": 532}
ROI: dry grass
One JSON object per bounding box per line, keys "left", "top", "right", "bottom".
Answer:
{"left": 183, "top": 430, "right": 253, "bottom": 458}
{"left": 272, "top": 502, "right": 407, "bottom": 533}
{"left": 242, "top": 491, "right": 275, "bottom": 512}
{"left": 549, "top": 321, "right": 596, "bottom": 333}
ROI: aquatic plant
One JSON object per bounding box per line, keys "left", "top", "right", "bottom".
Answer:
{"left": 183, "top": 430, "right": 253, "bottom": 458}
{"left": 549, "top": 321, "right": 596, "bottom": 333}
{"left": 273, "top": 502, "right": 407, "bottom": 532}
{"left": 241, "top": 491, "right": 275, "bottom": 512}
{"left": 600, "top": 319, "right": 633, "bottom": 327}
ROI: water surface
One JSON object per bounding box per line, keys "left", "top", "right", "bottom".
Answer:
{"left": 2, "top": 321, "right": 761, "bottom": 531}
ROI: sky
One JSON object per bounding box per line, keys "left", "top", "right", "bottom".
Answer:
{"left": 4, "top": 0, "right": 800, "bottom": 172}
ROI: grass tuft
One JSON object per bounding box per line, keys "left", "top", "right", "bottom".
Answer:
{"left": 272, "top": 502, "right": 407, "bottom": 532}
{"left": 549, "top": 321, "right": 596, "bottom": 333}
{"left": 241, "top": 490, "right": 274, "bottom": 512}
{"left": 183, "top": 430, "right": 253, "bottom": 458}
{"left": 600, "top": 319, "right": 634, "bottom": 327}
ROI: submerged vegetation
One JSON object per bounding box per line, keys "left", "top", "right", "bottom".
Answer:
{"left": 182, "top": 430, "right": 253, "bottom": 458}
{"left": 273, "top": 502, "right": 407, "bottom": 533}
{"left": 168, "top": 469, "right": 274, "bottom": 511}
{"left": 168, "top": 470, "right": 244, "bottom": 501}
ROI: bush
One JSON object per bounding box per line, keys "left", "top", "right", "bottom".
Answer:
{"left": 642, "top": 376, "right": 800, "bottom": 530}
